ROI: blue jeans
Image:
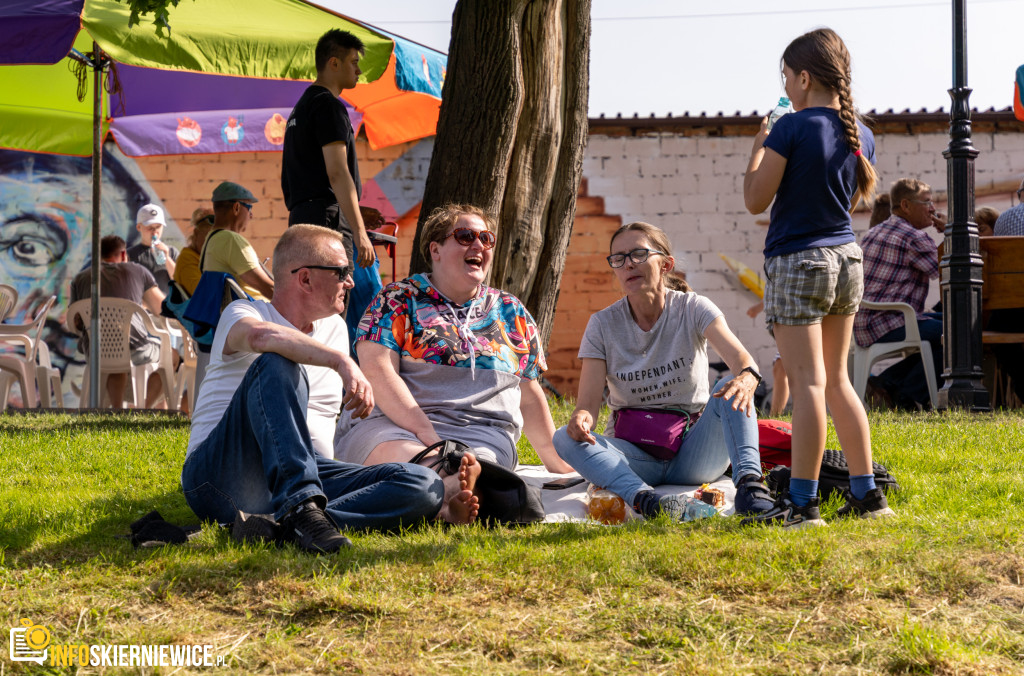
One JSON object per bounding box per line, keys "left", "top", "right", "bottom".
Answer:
{"left": 553, "top": 377, "right": 762, "bottom": 505}
{"left": 875, "top": 312, "right": 942, "bottom": 407}
{"left": 181, "top": 353, "right": 442, "bottom": 530}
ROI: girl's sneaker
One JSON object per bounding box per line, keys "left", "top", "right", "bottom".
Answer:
{"left": 741, "top": 491, "right": 826, "bottom": 529}
{"left": 837, "top": 487, "right": 895, "bottom": 519}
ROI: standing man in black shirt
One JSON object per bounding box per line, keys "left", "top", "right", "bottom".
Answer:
{"left": 282, "top": 29, "right": 381, "bottom": 345}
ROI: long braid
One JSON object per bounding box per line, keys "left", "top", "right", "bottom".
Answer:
{"left": 784, "top": 28, "right": 878, "bottom": 209}
{"left": 836, "top": 75, "right": 877, "bottom": 207}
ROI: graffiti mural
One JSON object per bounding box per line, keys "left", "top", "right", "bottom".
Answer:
{"left": 0, "top": 145, "right": 184, "bottom": 403}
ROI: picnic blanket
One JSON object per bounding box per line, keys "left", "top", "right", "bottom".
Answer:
{"left": 515, "top": 466, "right": 738, "bottom": 523}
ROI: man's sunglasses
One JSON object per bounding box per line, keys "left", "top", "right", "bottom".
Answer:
{"left": 291, "top": 265, "right": 352, "bottom": 281}
{"left": 442, "top": 228, "right": 496, "bottom": 249}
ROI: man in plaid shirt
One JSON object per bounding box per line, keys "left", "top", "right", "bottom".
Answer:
{"left": 854, "top": 178, "right": 945, "bottom": 409}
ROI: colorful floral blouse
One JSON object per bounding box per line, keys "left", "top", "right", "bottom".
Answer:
{"left": 356, "top": 273, "right": 546, "bottom": 379}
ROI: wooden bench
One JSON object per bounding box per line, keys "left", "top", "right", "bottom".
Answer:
{"left": 978, "top": 236, "right": 1024, "bottom": 344}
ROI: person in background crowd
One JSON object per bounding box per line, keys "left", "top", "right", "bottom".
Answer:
{"left": 974, "top": 205, "right": 999, "bottom": 238}
{"left": 856, "top": 178, "right": 944, "bottom": 411}
{"left": 173, "top": 207, "right": 216, "bottom": 296}
{"left": 70, "top": 235, "right": 168, "bottom": 409}
{"left": 201, "top": 181, "right": 274, "bottom": 300}
{"left": 128, "top": 204, "right": 178, "bottom": 294}
{"left": 281, "top": 28, "right": 382, "bottom": 349}
{"left": 993, "top": 177, "right": 1024, "bottom": 236}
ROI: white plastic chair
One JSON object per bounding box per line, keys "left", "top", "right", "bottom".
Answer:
{"left": 0, "top": 284, "right": 18, "bottom": 322}
{"left": 850, "top": 299, "right": 939, "bottom": 409}
{"left": 0, "top": 296, "right": 63, "bottom": 410}
{"left": 166, "top": 318, "right": 198, "bottom": 412}
{"left": 67, "top": 298, "right": 177, "bottom": 409}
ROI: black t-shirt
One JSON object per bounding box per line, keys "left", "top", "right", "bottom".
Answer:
{"left": 281, "top": 84, "right": 361, "bottom": 210}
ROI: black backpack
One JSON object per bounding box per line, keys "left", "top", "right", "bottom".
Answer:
{"left": 766, "top": 448, "right": 900, "bottom": 500}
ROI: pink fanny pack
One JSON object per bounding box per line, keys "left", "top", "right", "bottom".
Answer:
{"left": 613, "top": 407, "right": 701, "bottom": 461}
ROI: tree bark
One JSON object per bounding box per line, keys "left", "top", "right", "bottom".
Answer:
{"left": 410, "top": 0, "right": 591, "bottom": 347}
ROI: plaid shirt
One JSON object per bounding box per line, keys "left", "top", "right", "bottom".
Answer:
{"left": 994, "top": 203, "right": 1024, "bottom": 236}
{"left": 853, "top": 215, "right": 939, "bottom": 347}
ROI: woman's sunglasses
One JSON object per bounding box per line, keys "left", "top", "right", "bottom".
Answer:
{"left": 442, "top": 228, "right": 496, "bottom": 249}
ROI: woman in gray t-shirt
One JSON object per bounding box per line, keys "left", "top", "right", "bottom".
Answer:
{"left": 553, "top": 222, "right": 774, "bottom": 520}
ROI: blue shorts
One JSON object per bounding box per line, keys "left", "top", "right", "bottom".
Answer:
{"left": 763, "top": 242, "right": 863, "bottom": 329}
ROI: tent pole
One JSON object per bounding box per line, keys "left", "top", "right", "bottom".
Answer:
{"left": 88, "top": 42, "right": 104, "bottom": 409}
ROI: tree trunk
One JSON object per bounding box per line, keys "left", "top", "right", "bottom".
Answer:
{"left": 410, "top": 0, "right": 591, "bottom": 347}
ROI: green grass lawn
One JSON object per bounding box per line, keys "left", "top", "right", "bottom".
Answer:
{"left": 2, "top": 406, "right": 1023, "bottom": 674}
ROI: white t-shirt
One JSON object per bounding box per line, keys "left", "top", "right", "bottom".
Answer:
{"left": 187, "top": 299, "right": 347, "bottom": 459}
{"left": 579, "top": 290, "right": 723, "bottom": 427}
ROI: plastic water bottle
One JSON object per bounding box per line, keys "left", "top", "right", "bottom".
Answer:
{"left": 680, "top": 496, "right": 719, "bottom": 521}
{"left": 766, "top": 96, "right": 792, "bottom": 131}
{"left": 151, "top": 235, "right": 167, "bottom": 265}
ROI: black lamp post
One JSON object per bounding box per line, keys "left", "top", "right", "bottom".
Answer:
{"left": 937, "top": 0, "right": 989, "bottom": 410}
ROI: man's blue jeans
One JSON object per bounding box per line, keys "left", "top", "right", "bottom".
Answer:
{"left": 181, "top": 353, "right": 443, "bottom": 530}
{"left": 875, "top": 312, "right": 942, "bottom": 407}
{"left": 553, "top": 377, "right": 762, "bottom": 505}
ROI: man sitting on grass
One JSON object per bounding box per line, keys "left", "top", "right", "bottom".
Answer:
{"left": 181, "top": 224, "right": 446, "bottom": 553}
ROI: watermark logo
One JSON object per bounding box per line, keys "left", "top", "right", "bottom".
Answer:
{"left": 9, "top": 618, "right": 50, "bottom": 665}
{"left": 7, "top": 618, "right": 224, "bottom": 668}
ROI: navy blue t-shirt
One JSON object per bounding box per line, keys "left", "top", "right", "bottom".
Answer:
{"left": 762, "top": 107, "right": 875, "bottom": 258}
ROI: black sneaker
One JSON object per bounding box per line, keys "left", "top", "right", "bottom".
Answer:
{"left": 280, "top": 500, "right": 352, "bottom": 554}
{"left": 740, "top": 492, "right": 826, "bottom": 529}
{"left": 837, "top": 487, "right": 895, "bottom": 519}
{"left": 734, "top": 474, "right": 774, "bottom": 515}
{"left": 231, "top": 511, "right": 282, "bottom": 545}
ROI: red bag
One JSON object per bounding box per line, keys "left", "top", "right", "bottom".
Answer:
{"left": 757, "top": 419, "right": 793, "bottom": 470}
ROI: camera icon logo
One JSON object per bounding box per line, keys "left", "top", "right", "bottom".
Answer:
{"left": 9, "top": 618, "right": 50, "bottom": 665}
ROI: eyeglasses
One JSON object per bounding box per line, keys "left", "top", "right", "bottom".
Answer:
{"left": 235, "top": 201, "right": 253, "bottom": 212}
{"left": 909, "top": 199, "right": 934, "bottom": 208}
{"left": 606, "top": 248, "right": 666, "bottom": 268}
{"left": 442, "top": 228, "right": 496, "bottom": 249}
{"left": 291, "top": 264, "right": 352, "bottom": 281}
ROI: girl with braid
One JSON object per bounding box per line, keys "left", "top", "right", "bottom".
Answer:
{"left": 743, "top": 28, "right": 892, "bottom": 527}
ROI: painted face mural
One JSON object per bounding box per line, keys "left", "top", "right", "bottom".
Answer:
{"left": 0, "top": 146, "right": 183, "bottom": 384}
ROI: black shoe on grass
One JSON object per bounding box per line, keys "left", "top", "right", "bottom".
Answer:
{"left": 280, "top": 500, "right": 352, "bottom": 554}
{"left": 837, "top": 487, "right": 895, "bottom": 519}
{"left": 734, "top": 474, "right": 774, "bottom": 515}
{"left": 740, "top": 492, "right": 826, "bottom": 529}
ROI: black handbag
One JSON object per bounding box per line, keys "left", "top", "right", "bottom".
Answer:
{"left": 411, "top": 440, "right": 545, "bottom": 526}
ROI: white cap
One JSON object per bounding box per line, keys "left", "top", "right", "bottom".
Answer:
{"left": 136, "top": 204, "right": 166, "bottom": 227}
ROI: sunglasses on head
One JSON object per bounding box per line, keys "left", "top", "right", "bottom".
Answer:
{"left": 291, "top": 264, "right": 352, "bottom": 281}
{"left": 442, "top": 227, "right": 496, "bottom": 249}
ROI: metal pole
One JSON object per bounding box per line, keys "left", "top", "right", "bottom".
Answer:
{"left": 937, "top": 0, "right": 988, "bottom": 410}
{"left": 88, "top": 42, "right": 104, "bottom": 408}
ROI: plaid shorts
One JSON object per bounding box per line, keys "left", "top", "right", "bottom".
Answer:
{"left": 763, "top": 242, "right": 864, "bottom": 328}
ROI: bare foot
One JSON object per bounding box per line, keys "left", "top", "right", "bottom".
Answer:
{"left": 443, "top": 488, "right": 479, "bottom": 524}
{"left": 458, "top": 452, "right": 481, "bottom": 494}
{"left": 438, "top": 453, "right": 482, "bottom": 524}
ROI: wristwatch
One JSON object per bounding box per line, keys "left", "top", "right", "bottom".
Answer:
{"left": 739, "top": 366, "right": 763, "bottom": 384}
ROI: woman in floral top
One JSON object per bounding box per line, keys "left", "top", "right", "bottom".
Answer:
{"left": 334, "top": 204, "right": 573, "bottom": 523}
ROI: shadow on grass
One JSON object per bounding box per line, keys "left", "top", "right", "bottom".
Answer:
{"left": 0, "top": 410, "right": 190, "bottom": 434}
{"left": 6, "top": 481, "right": 638, "bottom": 591}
